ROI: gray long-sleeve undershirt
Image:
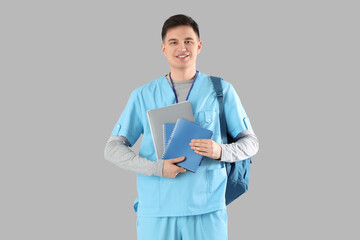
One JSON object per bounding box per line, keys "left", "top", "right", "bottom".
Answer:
{"left": 104, "top": 77, "right": 259, "bottom": 177}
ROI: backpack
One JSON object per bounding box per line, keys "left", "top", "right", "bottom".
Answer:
{"left": 210, "top": 76, "right": 252, "bottom": 206}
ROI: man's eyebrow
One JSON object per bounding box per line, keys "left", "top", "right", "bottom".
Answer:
{"left": 167, "top": 37, "right": 195, "bottom": 42}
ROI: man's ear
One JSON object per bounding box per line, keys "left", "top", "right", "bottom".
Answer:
{"left": 197, "top": 40, "right": 203, "bottom": 54}
{"left": 161, "top": 43, "right": 166, "bottom": 56}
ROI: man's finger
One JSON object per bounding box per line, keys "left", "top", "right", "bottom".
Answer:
{"left": 191, "top": 145, "right": 210, "bottom": 152}
{"left": 194, "top": 149, "right": 210, "bottom": 158}
{"left": 190, "top": 139, "right": 211, "bottom": 147}
{"left": 190, "top": 142, "right": 206, "bottom": 147}
{"left": 194, "top": 148, "right": 209, "bottom": 154}
{"left": 169, "top": 156, "right": 186, "bottom": 163}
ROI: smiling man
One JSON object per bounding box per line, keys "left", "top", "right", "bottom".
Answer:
{"left": 104, "top": 14, "right": 259, "bottom": 240}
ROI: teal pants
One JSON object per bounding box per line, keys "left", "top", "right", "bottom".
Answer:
{"left": 136, "top": 209, "right": 228, "bottom": 240}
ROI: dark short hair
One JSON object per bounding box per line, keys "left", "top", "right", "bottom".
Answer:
{"left": 161, "top": 14, "right": 200, "bottom": 42}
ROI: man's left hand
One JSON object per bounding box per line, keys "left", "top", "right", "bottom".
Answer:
{"left": 189, "top": 139, "right": 222, "bottom": 160}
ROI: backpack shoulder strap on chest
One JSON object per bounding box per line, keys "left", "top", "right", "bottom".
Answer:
{"left": 210, "top": 76, "right": 227, "bottom": 144}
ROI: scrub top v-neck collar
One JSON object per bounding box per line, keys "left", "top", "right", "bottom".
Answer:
{"left": 165, "top": 71, "right": 199, "bottom": 104}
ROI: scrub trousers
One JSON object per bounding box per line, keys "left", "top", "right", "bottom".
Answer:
{"left": 136, "top": 209, "right": 228, "bottom": 240}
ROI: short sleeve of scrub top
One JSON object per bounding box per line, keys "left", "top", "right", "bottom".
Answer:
{"left": 223, "top": 83, "right": 253, "bottom": 138}
{"left": 111, "top": 90, "right": 143, "bottom": 147}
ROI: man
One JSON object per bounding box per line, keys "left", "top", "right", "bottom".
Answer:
{"left": 104, "top": 14, "right": 259, "bottom": 240}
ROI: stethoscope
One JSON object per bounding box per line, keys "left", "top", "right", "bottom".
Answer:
{"left": 168, "top": 70, "right": 199, "bottom": 103}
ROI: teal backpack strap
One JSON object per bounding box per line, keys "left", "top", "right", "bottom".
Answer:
{"left": 210, "top": 76, "right": 228, "bottom": 144}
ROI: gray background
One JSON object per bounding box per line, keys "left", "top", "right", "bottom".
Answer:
{"left": 1, "top": 0, "right": 359, "bottom": 239}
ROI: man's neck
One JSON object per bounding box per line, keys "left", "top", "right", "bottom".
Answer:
{"left": 168, "top": 67, "right": 197, "bottom": 82}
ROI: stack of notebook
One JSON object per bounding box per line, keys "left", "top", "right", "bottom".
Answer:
{"left": 147, "top": 101, "right": 213, "bottom": 173}
{"left": 162, "top": 118, "right": 213, "bottom": 172}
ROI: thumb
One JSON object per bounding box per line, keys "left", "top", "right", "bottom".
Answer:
{"left": 169, "top": 156, "right": 186, "bottom": 163}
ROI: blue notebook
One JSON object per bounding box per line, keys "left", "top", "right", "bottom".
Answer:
{"left": 162, "top": 118, "right": 213, "bottom": 172}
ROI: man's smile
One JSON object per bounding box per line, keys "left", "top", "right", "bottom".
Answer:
{"left": 176, "top": 54, "right": 189, "bottom": 59}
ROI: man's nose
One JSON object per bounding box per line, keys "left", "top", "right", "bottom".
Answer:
{"left": 179, "top": 43, "right": 187, "bottom": 51}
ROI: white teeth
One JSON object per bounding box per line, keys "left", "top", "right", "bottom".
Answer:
{"left": 177, "top": 55, "right": 188, "bottom": 58}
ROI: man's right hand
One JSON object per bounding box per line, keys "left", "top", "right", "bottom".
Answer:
{"left": 162, "top": 156, "right": 187, "bottom": 178}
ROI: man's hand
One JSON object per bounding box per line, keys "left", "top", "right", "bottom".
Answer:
{"left": 162, "top": 156, "right": 187, "bottom": 178}
{"left": 189, "top": 139, "right": 222, "bottom": 160}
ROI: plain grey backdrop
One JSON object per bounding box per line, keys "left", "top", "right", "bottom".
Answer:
{"left": 1, "top": 0, "right": 359, "bottom": 239}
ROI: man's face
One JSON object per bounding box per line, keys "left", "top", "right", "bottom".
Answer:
{"left": 161, "top": 25, "right": 202, "bottom": 71}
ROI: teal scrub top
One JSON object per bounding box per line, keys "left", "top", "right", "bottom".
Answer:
{"left": 111, "top": 71, "right": 252, "bottom": 217}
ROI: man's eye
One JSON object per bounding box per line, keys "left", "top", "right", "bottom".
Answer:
{"left": 170, "top": 42, "right": 176, "bottom": 45}
{"left": 185, "top": 41, "right": 192, "bottom": 44}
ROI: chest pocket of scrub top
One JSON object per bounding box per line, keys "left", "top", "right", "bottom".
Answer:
{"left": 196, "top": 111, "right": 216, "bottom": 129}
